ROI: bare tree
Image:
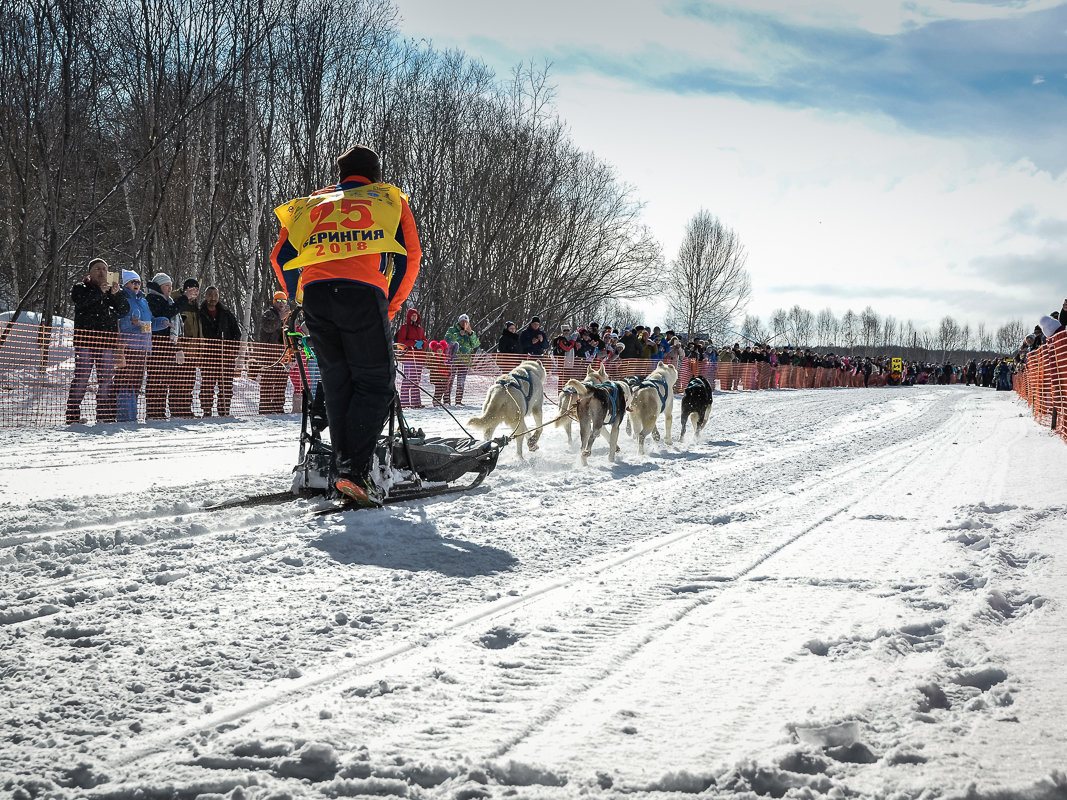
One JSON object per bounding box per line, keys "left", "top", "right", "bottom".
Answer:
{"left": 840, "top": 309, "right": 858, "bottom": 354}
{"left": 881, "top": 314, "right": 898, "bottom": 350}
{"left": 741, "top": 314, "right": 771, "bottom": 345}
{"left": 976, "top": 322, "right": 993, "bottom": 352}
{"left": 770, "top": 308, "right": 788, "bottom": 344}
{"left": 587, "top": 298, "right": 643, "bottom": 332}
{"left": 666, "top": 210, "right": 750, "bottom": 340}
{"left": 902, "top": 319, "right": 918, "bottom": 355}
{"left": 937, "top": 315, "right": 961, "bottom": 360}
{"left": 996, "top": 319, "right": 1026, "bottom": 353}
{"left": 815, "top": 307, "right": 838, "bottom": 349}
{"left": 787, "top": 304, "right": 814, "bottom": 348}
{"left": 0, "top": 0, "right": 104, "bottom": 343}
{"left": 859, "top": 305, "right": 879, "bottom": 354}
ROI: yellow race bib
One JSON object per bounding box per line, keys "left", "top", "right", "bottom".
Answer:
{"left": 274, "top": 183, "right": 408, "bottom": 274}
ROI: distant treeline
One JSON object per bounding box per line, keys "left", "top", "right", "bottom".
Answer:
{"left": 740, "top": 305, "right": 1026, "bottom": 359}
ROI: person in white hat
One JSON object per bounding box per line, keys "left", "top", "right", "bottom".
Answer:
{"left": 114, "top": 270, "right": 158, "bottom": 422}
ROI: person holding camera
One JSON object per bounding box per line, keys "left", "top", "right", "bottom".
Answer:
{"left": 519, "top": 316, "right": 548, "bottom": 356}
{"left": 145, "top": 272, "right": 182, "bottom": 419}
{"left": 66, "top": 258, "right": 130, "bottom": 424}
{"left": 444, "top": 314, "right": 480, "bottom": 405}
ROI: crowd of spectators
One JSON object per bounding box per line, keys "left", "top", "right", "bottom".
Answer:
{"left": 65, "top": 260, "right": 249, "bottom": 424}
{"left": 392, "top": 313, "right": 1008, "bottom": 406}
{"left": 61, "top": 258, "right": 1064, "bottom": 422}
{"left": 1017, "top": 298, "right": 1067, "bottom": 364}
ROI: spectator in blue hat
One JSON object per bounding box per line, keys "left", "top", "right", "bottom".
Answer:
{"left": 115, "top": 270, "right": 165, "bottom": 421}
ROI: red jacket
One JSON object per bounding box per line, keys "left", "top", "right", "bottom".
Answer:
{"left": 396, "top": 308, "right": 426, "bottom": 351}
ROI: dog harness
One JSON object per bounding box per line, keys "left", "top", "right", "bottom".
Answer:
{"left": 497, "top": 371, "right": 535, "bottom": 415}
{"left": 685, "top": 376, "right": 710, "bottom": 392}
{"left": 633, "top": 376, "right": 670, "bottom": 413}
{"left": 592, "top": 382, "right": 625, "bottom": 425}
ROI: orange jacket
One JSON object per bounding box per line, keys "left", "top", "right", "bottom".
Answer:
{"left": 271, "top": 175, "right": 421, "bottom": 320}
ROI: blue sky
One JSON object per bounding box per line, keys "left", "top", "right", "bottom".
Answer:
{"left": 396, "top": 0, "right": 1067, "bottom": 334}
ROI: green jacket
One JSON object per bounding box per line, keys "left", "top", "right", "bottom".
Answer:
{"left": 444, "top": 324, "right": 480, "bottom": 364}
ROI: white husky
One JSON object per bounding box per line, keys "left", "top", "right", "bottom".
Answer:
{"left": 556, "top": 361, "right": 608, "bottom": 444}
{"left": 628, "top": 362, "right": 678, "bottom": 454}
{"left": 563, "top": 375, "right": 632, "bottom": 466}
{"left": 468, "top": 360, "right": 547, "bottom": 458}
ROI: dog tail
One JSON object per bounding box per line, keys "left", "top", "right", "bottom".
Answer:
{"left": 468, "top": 396, "right": 492, "bottom": 428}
{"left": 564, "top": 378, "right": 593, "bottom": 399}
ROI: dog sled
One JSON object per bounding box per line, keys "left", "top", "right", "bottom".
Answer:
{"left": 287, "top": 328, "right": 506, "bottom": 506}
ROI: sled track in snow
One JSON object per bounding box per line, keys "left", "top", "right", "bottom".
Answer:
{"left": 445, "top": 398, "right": 974, "bottom": 762}
{"left": 108, "top": 392, "right": 970, "bottom": 775}
{"left": 8, "top": 430, "right": 291, "bottom": 471}
{"left": 0, "top": 536, "right": 303, "bottom": 628}
{"left": 1, "top": 391, "right": 945, "bottom": 624}
{"left": 0, "top": 483, "right": 297, "bottom": 547}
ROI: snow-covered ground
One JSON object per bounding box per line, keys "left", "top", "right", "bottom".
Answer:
{"left": 1, "top": 385, "right": 1065, "bottom": 799}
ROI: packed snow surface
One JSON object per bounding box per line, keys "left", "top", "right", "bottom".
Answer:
{"left": 1, "top": 385, "right": 1065, "bottom": 799}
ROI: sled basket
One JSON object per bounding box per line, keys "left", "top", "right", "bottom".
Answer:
{"left": 385, "top": 433, "right": 503, "bottom": 483}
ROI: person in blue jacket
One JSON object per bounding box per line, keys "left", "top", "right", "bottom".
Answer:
{"left": 115, "top": 270, "right": 170, "bottom": 422}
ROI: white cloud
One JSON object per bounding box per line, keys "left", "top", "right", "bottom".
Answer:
{"left": 396, "top": 0, "right": 774, "bottom": 77}
{"left": 396, "top": 0, "right": 1065, "bottom": 51}
{"left": 1033, "top": 75, "right": 1046, "bottom": 84}
{"left": 547, "top": 74, "right": 1067, "bottom": 328}
{"left": 393, "top": 0, "right": 1067, "bottom": 331}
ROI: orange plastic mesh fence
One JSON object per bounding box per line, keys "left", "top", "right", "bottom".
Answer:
{"left": 1014, "top": 330, "right": 1067, "bottom": 444}
{"left": 0, "top": 320, "right": 905, "bottom": 428}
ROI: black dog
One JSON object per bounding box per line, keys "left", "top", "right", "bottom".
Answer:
{"left": 679, "top": 375, "right": 713, "bottom": 441}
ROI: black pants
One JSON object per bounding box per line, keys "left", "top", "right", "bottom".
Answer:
{"left": 302, "top": 281, "right": 394, "bottom": 479}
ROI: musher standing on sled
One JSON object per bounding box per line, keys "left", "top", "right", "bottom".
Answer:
{"left": 271, "top": 145, "right": 422, "bottom": 507}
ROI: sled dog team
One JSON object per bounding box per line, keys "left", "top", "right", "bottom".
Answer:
{"left": 466, "top": 359, "right": 715, "bottom": 464}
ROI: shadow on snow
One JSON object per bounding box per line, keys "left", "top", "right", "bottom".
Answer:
{"left": 310, "top": 505, "right": 517, "bottom": 578}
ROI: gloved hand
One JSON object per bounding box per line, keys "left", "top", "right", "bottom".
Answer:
{"left": 283, "top": 305, "right": 302, "bottom": 338}
{"left": 415, "top": 340, "right": 424, "bottom": 349}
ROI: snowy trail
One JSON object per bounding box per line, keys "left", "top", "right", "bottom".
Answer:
{"left": 1, "top": 386, "right": 1065, "bottom": 799}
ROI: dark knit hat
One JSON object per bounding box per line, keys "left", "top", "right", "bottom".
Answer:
{"left": 183, "top": 278, "right": 200, "bottom": 290}
{"left": 336, "top": 145, "right": 382, "bottom": 182}
{"left": 531, "top": 316, "right": 541, "bottom": 324}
